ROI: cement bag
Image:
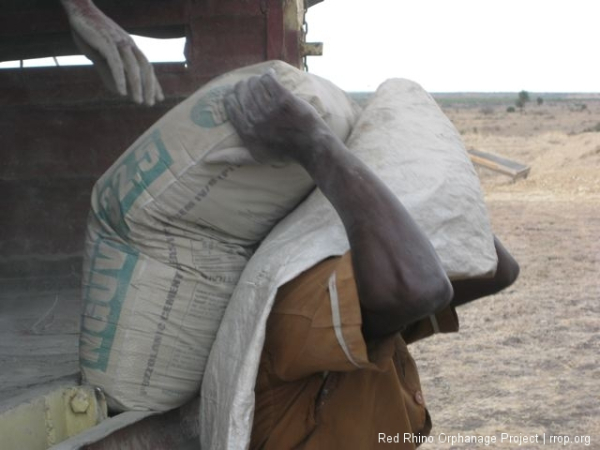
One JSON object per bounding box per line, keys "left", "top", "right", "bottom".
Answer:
{"left": 200, "top": 78, "right": 497, "bottom": 449}
{"left": 79, "top": 60, "right": 359, "bottom": 411}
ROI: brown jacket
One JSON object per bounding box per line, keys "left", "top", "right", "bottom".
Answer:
{"left": 251, "top": 252, "right": 458, "bottom": 449}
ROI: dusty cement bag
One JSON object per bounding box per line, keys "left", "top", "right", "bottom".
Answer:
{"left": 79, "top": 60, "right": 359, "bottom": 411}
{"left": 199, "top": 78, "right": 498, "bottom": 449}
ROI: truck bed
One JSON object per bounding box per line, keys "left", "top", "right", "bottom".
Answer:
{"left": 0, "top": 285, "right": 201, "bottom": 450}
{"left": 0, "top": 286, "right": 80, "bottom": 403}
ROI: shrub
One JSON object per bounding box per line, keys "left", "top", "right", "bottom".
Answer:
{"left": 516, "top": 90, "right": 530, "bottom": 111}
{"left": 583, "top": 122, "right": 600, "bottom": 133}
{"left": 569, "top": 103, "right": 588, "bottom": 112}
{"left": 507, "top": 106, "right": 516, "bottom": 113}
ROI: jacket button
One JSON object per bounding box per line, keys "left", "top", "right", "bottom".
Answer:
{"left": 414, "top": 391, "right": 424, "bottom": 405}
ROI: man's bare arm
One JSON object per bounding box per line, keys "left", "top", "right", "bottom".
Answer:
{"left": 224, "top": 73, "right": 453, "bottom": 339}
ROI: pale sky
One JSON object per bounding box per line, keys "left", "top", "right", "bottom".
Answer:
{"left": 2, "top": 0, "right": 597, "bottom": 93}
{"left": 305, "top": 0, "right": 600, "bottom": 92}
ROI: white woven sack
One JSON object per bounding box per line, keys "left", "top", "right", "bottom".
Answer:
{"left": 200, "top": 78, "right": 498, "bottom": 449}
{"left": 79, "top": 60, "right": 359, "bottom": 411}
{"left": 345, "top": 78, "right": 498, "bottom": 279}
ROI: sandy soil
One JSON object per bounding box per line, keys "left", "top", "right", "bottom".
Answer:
{"left": 409, "top": 97, "right": 600, "bottom": 448}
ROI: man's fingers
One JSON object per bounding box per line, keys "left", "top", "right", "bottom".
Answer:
{"left": 155, "top": 81, "right": 165, "bottom": 103}
{"left": 233, "top": 79, "right": 261, "bottom": 123}
{"left": 250, "top": 75, "right": 280, "bottom": 115}
{"left": 133, "top": 46, "right": 154, "bottom": 105}
{"left": 101, "top": 39, "right": 127, "bottom": 96}
{"left": 68, "top": 18, "right": 127, "bottom": 96}
{"left": 121, "top": 45, "right": 143, "bottom": 104}
{"left": 259, "top": 71, "right": 286, "bottom": 100}
{"left": 259, "top": 72, "right": 304, "bottom": 116}
{"left": 71, "top": 28, "right": 124, "bottom": 95}
{"left": 224, "top": 91, "right": 247, "bottom": 133}
{"left": 225, "top": 89, "right": 260, "bottom": 145}
{"left": 141, "top": 65, "right": 157, "bottom": 106}
{"left": 133, "top": 46, "right": 160, "bottom": 106}
{"left": 145, "top": 73, "right": 156, "bottom": 106}
{"left": 233, "top": 79, "right": 252, "bottom": 107}
{"left": 247, "top": 76, "right": 273, "bottom": 116}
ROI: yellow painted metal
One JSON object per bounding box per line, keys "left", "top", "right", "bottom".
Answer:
{"left": 0, "top": 385, "right": 107, "bottom": 450}
{"left": 284, "top": 0, "right": 305, "bottom": 34}
{"left": 300, "top": 42, "right": 324, "bottom": 56}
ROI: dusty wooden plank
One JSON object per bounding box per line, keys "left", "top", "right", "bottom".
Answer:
{"left": 468, "top": 149, "right": 531, "bottom": 180}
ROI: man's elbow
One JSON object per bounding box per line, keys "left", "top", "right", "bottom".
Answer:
{"left": 493, "top": 236, "right": 520, "bottom": 291}
{"left": 413, "top": 273, "right": 454, "bottom": 316}
{"left": 497, "top": 258, "right": 520, "bottom": 290}
{"left": 360, "top": 274, "right": 453, "bottom": 339}
{"left": 393, "top": 273, "right": 453, "bottom": 325}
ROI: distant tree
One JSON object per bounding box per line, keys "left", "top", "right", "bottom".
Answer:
{"left": 516, "top": 90, "right": 530, "bottom": 111}
{"left": 519, "top": 90, "right": 530, "bottom": 104}
{"left": 537, "top": 97, "right": 544, "bottom": 106}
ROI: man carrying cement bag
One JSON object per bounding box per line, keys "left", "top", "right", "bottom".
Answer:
{"left": 223, "top": 72, "right": 520, "bottom": 449}
{"left": 79, "top": 61, "right": 359, "bottom": 412}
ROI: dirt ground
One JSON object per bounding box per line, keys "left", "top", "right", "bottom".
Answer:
{"left": 409, "top": 96, "right": 600, "bottom": 448}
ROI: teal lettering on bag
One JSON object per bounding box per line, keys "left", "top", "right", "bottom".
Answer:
{"left": 80, "top": 235, "right": 139, "bottom": 372}
{"left": 97, "top": 128, "right": 172, "bottom": 236}
{"left": 190, "top": 86, "right": 231, "bottom": 128}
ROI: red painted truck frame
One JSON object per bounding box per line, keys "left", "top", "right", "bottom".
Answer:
{"left": 0, "top": 1, "right": 318, "bottom": 448}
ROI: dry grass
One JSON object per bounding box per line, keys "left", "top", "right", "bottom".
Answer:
{"left": 409, "top": 98, "right": 600, "bottom": 448}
